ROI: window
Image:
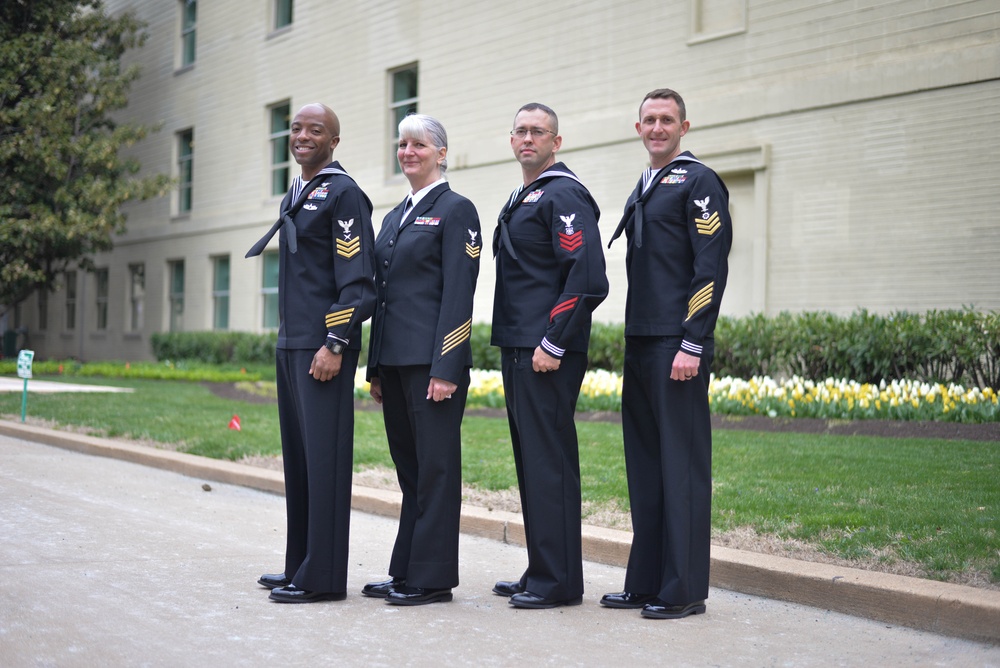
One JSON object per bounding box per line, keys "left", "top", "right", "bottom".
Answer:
{"left": 212, "top": 255, "right": 230, "bottom": 330}
{"left": 95, "top": 268, "right": 109, "bottom": 331}
{"left": 37, "top": 289, "right": 48, "bottom": 331}
{"left": 128, "top": 264, "right": 145, "bottom": 332}
{"left": 180, "top": 0, "right": 197, "bottom": 67}
{"left": 273, "top": 0, "right": 293, "bottom": 30}
{"left": 389, "top": 64, "right": 418, "bottom": 174}
{"left": 64, "top": 271, "right": 77, "bottom": 331}
{"left": 168, "top": 260, "right": 185, "bottom": 332}
{"left": 269, "top": 102, "right": 291, "bottom": 196}
{"left": 177, "top": 129, "right": 194, "bottom": 214}
{"left": 262, "top": 250, "right": 279, "bottom": 329}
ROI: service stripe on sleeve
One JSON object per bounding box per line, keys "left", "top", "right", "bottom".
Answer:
{"left": 440, "top": 319, "right": 472, "bottom": 356}
{"left": 326, "top": 307, "right": 355, "bottom": 327}
{"left": 549, "top": 296, "right": 579, "bottom": 322}
{"left": 685, "top": 283, "right": 714, "bottom": 321}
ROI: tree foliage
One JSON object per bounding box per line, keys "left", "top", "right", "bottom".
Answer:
{"left": 0, "top": 0, "right": 170, "bottom": 315}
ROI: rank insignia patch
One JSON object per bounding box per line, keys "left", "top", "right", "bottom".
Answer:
{"left": 696, "top": 211, "right": 721, "bottom": 236}
{"left": 336, "top": 219, "right": 359, "bottom": 258}
{"left": 337, "top": 236, "right": 360, "bottom": 259}
{"left": 523, "top": 190, "right": 544, "bottom": 203}
{"left": 308, "top": 187, "right": 329, "bottom": 200}
{"left": 693, "top": 197, "right": 720, "bottom": 235}
{"left": 558, "top": 213, "right": 583, "bottom": 252}
{"left": 466, "top": 229, "right": 481, "bottom": 259}
{"left": 414, "top": 217, "right": 441, "bottom": 226}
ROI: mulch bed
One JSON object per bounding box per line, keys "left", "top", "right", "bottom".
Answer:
{"left": 204, "top": 382, "right": 999, "bottom": 442}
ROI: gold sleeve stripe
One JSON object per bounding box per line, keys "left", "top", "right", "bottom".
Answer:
{"left": 685, "top": 282, "right": 714, "bottom": 321}
{"left": 696, "top": 212, "right": 721, "bottom": 236}
{"left": 466, "top": 243, "right": 481, "bottom": 258}
{"left": 440, "top": 319, "right": 472, "bottom": 356}
{"left": 326, "top": 308, "right": 355, "bottom": 327}
{"left": 337, "top": 237, "right": 361, "bottom": 259}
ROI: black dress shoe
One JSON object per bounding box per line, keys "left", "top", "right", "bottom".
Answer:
{"left": 508, "top": 591, "right": 583, "bottom": 609}
{"left": 361, "top": 576, "right": 405, "bottom": 598}
{"left": 492, "top": 580, "right": 524, "bottom": 597}
{"left": 268, "top": 584, "right": 346, "bottom": 603}
{"left": 600, "top": 591, "right": 657, "bottom": 609}
{"left": 257, "top": 573, "right": 291, "bottom": 590}
{"left": 641, "top": 599, "right": 707, "bottom": 619}
{"left": 385, "top": 585, "right": 453, "bottom": 606}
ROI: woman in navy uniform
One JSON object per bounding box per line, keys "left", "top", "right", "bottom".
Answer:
{"left": 362, "top": 114, "right": 481, "bottom": 606}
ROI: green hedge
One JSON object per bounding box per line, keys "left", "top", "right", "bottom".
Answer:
{"left": 150, "top": 308, "right": 1000, "bottom": 388}
{"left": 713, "top": 308, "right": 999, "bottom": 388}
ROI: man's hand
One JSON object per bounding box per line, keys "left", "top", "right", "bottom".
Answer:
{"left": 309, "top": 346, "right": 342, "bottom": 382}
{"left": 369, "top": 376, "right": 383, "bottom": 404}
{"left": 427, "top": 377, "right": 458, "bottom": 402}
{"left": 532, "top": 346, "right": 561, "bottom": 373}
{"left": 670, "top": 350, "right": 700, "bottom": 382}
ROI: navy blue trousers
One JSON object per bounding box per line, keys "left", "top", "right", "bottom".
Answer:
{"left": 621, "top": 337, "right": 713, "bottom": 605}
{"left": 379, "top": 364, "right": 469, "bottom": 589}
{"left": 275, "top": 347, "right": 358, "bottom": 594}
{"left": 501, "top": 347, "right": 587, "bottom": 600}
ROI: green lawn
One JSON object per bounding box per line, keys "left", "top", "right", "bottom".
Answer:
{"left": 2, "top": 376, "right": 997, "bottom": 586}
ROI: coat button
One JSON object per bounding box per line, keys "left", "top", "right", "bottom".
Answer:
{"left": 381, "top": 280, "right": 387, "bottom": 288}
{"left": 388, "top": 240, "right": 394, "bottom": 247}
{"left": 383, "top": 260, "right": 389, "bottom": 267}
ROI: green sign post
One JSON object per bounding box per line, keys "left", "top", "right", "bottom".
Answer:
{"left": 17, "top": 349, "right": 34, "bottom": 423}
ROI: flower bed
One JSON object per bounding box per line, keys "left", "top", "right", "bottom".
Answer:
{"left": 355, "top": 368, "right": 999, "bottom": 424}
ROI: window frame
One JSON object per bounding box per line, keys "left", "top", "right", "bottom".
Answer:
{"left": 64, "top": 270, "right": 77, "bottom": 332}
{"left": 273, "top": 0, "right": 293, "bottom": 31}
{"left": 388, "top": 64, "right": 419, "bottom": 176}
{"left": 177, "top": 128, "right": 194, "bottom": 215}
{"left": 128, "top": 263, "right": 145, "bottom": 333}
{"left": 268, "top": 102, "right": 291, "bottom": 197}
{"left": 95, "top": 268, "right": 109, "bottom": 331}
{"left": 168, "top": 260, "right": 185, "bottom": 332}
{"left": 212, "top": 255, "right": 231, "bottom": 331}
{"left": 261, "top": 250, "right": 280, "bottom": 330}
{"left": 180, "top": 0, "right": 197, "bottom": 68}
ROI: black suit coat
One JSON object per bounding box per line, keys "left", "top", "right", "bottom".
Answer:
{"left": 367, "top": 182, "right": 481, "bottom": 384}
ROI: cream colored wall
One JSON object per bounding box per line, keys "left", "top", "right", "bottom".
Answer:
{"left": 24, "top": 0, "right": 1000, "bottom": 361}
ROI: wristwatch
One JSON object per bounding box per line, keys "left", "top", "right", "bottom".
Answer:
{"left": 324, "top": 339, "right": 345, "bottom": 355}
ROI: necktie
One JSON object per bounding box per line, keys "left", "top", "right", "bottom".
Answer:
{"left": 246, "top": 213, "right": 297, "bottom": 257}
{"left": 495, "top": 185, "right": 523, "bottom": 260}
{"left": 399, "top": 197, "right": 412, "bottom": 228}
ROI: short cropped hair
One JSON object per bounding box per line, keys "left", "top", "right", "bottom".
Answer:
{"left": 639, "top": 88, "right": 687, "bottom": 122}
{"left": 514, "top": 102, "right": 559, "bottom": 135}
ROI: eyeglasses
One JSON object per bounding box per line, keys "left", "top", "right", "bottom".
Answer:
{"left": 510, "top": 127, "right": 555, "bottom": 139}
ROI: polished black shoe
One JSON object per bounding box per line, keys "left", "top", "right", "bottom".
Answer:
{"left": 641, "top": 599, "right": 707, "bottom": 619}
{"left": 509, "top": 591, "right": 583, "bottom": 609}
{"left": 268, "top": 584, "right": 346, "bottom": 603}
{"left": 600, "top": 591, "right": 657, "bottom": 609}
{"left": 361, "top": 576, "right": 405, "bottom": 598}
{"left": 257, "top": 573, "right": 291, "bottom": 590}
{"left": 492, "top": 580, "right": 524, "bottom": 597}
{"left": 385, "top": 585, "right": 453, "bottom": 606}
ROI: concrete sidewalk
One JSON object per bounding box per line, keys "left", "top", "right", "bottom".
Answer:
{"left": 0, "top": 423, "right": 998, "bottom": 666}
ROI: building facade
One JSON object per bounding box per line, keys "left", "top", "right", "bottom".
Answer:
{"left": 13, "top": 0, "right": 1000, "bottom": 361}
